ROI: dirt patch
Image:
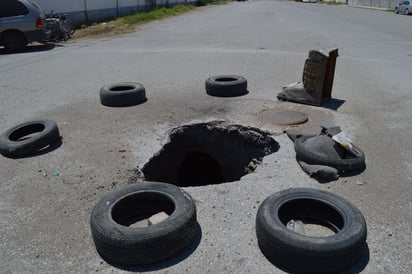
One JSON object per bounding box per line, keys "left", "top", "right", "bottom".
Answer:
{"left": 72, "top": 20, "right": 138, "bottom": 40}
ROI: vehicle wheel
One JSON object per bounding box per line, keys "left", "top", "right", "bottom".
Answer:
{"left": 61, "top": 20, "right": 75, "bottom": 38}
{"left": 100, "top": 82, "right": 147, "bottom": 107}
{"left": 294, "top": 135, "right": 365, "bottom": 173}
{"left": 66, "top": 20, "right": 76, "bottom": 36}
{"left": 205, "top": 75, "right": 248, "bottom": 97}
{"left": 405, "top": 8, "right": 409, "bottom": 15}
{"left": 90, "top": 182, "right": 197, "bottom": 265}
{"left": 3, "top": 32, "right": 27, "bottom": 52}
{"left": 256, "top": 188, "right": 367, "bottom": 273}
{"left": 0, "top": 120, "right": 60, "bottom": 158}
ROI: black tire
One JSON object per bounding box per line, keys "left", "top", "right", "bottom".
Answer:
{"left": 3, "top": 32, "right": 27, "bottom": 52}
{"left": 0, "top": 119, "right": 60, "bottom": 158}
{"left": 294, "top": 135, "right": 365, "bottom": 173}
{"left": 46, "top": 19, "right": 59, "bottom": 41}
{"left": 256, "top": 188, "right": 367, "bottom": 273}
{"left": 100, "top": 82, "right": 147, "bottom": 107}
{"left": 205, "top": 75, "right": 248, "bottom": 97}
{"left": 90, "top": 182, "right": 197, "bottom": 265}
{"left": 66, "top": 20, "right": 76, "bottom": 36}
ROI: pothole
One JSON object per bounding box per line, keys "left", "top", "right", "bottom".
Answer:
{"left": 142, "top": 121, "right": 279, "bottom": 187}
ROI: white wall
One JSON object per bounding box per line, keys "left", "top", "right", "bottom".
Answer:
{"left": 34, "top": 0, "right": 159, "bottom": 13}
{"left": 33, "top": 0, "right": 199, "bottom": 24}
{"left": 35, "top": 0, "right": 85, "bottom": 13}
{"left": 87, "top": 0, "right": 116, "bottom": 10}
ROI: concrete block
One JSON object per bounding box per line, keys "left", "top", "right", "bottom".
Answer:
{"left": 148, "top": 212, "right": 169, "bottom": 226}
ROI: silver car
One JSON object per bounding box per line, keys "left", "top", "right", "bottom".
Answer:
{"left": 395, "top": 0, "right": 412, "bottom": 15}
{"left": 0, "top": 0, "right": 50, "bottom": 52}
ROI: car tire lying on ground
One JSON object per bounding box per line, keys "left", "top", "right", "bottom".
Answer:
{"left": 294, "top": 135, "right": 365, "bottom": 173}
{"left": 0, "top": 119, "right": 60, "bottom": 158}
{"left": 100, "top": 82, "right": 147, "bottom": 107}
{"left": 256, "top": 188, "right": 367, "bottom": 273}
{"left": 90, "top": 182, "right": 197, "bottom": 265}
{"left": 205, "top": 75, "right": 248, "bottom": 97}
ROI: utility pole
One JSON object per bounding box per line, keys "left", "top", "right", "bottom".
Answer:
{"left": 83, "top": 0, "right": 89, "bottom": 24}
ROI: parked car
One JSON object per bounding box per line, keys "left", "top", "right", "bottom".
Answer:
{"left": 0, "top": 0, "right": 50, "bottom": 52}
{"left": 395, "top": 1, "right": 412, "bottom": 15}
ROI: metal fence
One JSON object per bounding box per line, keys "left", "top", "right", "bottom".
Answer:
{"left": 347, "top": 0, "right": 399, "bottom": 9}
{"left": 34, "top": 0, "right": 400, "bottom": 25}
{"left": 35, "top": 0, "right": 201, "bottom": 25}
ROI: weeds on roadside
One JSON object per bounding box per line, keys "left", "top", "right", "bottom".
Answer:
{"left": 319, "top": 0, "right": 346, "bottom": 5}
{"left": 73, "top": 5, "right": 197, "bottom": 39}
{"left": 123, "top": 5, "right": 196, "bottom": 25}
{"left": 208, "top": 0, "right": 233, "bottom": 5}
{"left": 73, "top": 2, "right": 236, "bottom": 39}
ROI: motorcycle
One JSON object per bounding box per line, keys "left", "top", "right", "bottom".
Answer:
{"left": 45, "top": 10, "right": 75, "bottom": 42}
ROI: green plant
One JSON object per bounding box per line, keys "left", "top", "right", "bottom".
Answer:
{"left": 123, "top": 5, "right": 196, "bottom": 25}
{"left": 73, "top": 2, "right": 233, "bottom": 39}
{"left": 319, "top": 0, "right": 346, "bottom": 5}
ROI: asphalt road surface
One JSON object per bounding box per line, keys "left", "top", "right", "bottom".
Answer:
{"left": 0, "top": 1, "right": 411, "bottom": 273}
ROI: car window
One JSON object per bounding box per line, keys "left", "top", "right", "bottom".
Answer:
{"left": 0, "top": 0, "right": 29, "bottom": 18}
{"left": 26, "top": 0, "right": 42, "bottom": 11}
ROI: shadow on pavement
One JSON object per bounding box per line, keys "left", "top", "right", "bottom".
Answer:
{"left": 264, "top": 243, "right": 370, "bottom": 273}
{"left": 102, "top": 223, "right": 202, "bottom": 272}
{"left": 322, "top": 98, "right": 346, "bottom": 111}
{"left": 0, "top": 43, "right": 56, "bottom": 55}
{"left": 344, "top": 243, "right": 370, "bottom": 274}
{"left": 1, "top": 138, "right": 63, "bottom": 159}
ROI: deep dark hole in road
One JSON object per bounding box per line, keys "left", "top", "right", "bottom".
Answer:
{"left": 142, "top": 121, "right": 279, "bottom": 187}
{"left": 177, "top": 151, "right": 225, "bottom": 187}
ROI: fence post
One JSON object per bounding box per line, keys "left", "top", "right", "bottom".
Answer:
{"left": 83, "top": 0, "right": 89, "bottom": 24}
